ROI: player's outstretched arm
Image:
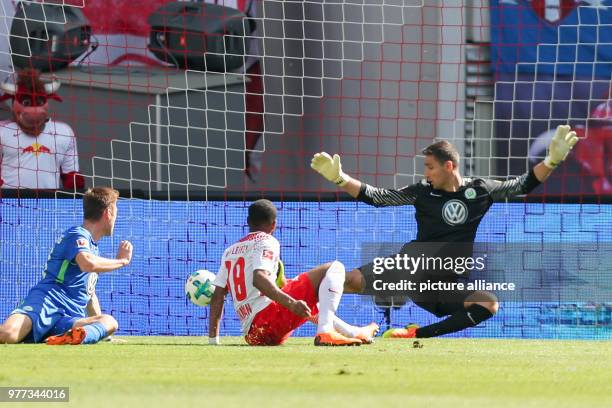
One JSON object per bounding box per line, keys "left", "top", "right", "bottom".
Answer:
{"left": 486, "top": 125, "right": 579, "bottom": 200}
{"left": 535, "top": 125, "right": 579, "bottom": 182}
{"left": 253, "top": 269, "right": 311, "bottom": 318}
{"left": 310, "top": 152, "right": 361, "bottom": 198}
{"left": 311, "top": 152, "right": 420, "bottom": 207}
{"left": 208, "top": 285, "right": 228, "bottom": 345}
{"left": 75, "top": 240, "right": 133, "bottom": 273}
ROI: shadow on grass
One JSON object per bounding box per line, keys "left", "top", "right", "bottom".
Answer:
{"left": 110, "top": 342, "right": 252, "bottom": 347}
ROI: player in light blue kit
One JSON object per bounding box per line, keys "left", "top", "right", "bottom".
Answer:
{"left": 0, "top": 187, "right": 133, "bottom": 345}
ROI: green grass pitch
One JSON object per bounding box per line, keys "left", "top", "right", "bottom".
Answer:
{"left": 2, "top": 337, "right": 611, "bottom": 408}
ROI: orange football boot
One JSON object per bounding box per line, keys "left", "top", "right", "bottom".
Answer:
{"left": 314, "top": 330, "right": 362, "bottom": 346}
{"left": 46, "top": 327, "right": 87, "bottom": 345}
{"left": 382, "top": 323, "right": 420, "bottom": 339}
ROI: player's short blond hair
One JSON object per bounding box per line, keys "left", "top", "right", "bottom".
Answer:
{"left": 83, "top": 187, "right": 119, "bottom": 221}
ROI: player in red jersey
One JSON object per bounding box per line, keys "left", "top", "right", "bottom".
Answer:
{"left": 208, "top": 199, "right": 379, "bottom": 346}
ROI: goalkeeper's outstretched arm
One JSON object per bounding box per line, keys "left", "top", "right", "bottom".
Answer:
{"left": 311, "top": 152, "right": 420, "bottom": 207}
{"left": 310, "top": 152, "right": 361, "bottom": 198}
{"left": 535, "top": 125, "right": 579, "bottom": 181}
{"left": 485, "top": 125, "right": 579, "bottom": 200}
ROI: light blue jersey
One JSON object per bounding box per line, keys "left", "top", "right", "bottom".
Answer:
{"left": 12, "top": 226, "right": 99, "bottom": 342}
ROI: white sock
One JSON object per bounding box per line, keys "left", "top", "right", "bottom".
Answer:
{"left": 317, "top": 261, "right": 345, "bottom": 333}
{"left": 333, "top": 317, "right": 360, "bottom": 338}
{"left": 309, "top": 314, "right": 360, "bottom": 337}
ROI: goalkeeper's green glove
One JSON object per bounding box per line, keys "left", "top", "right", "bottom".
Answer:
{"left": 544, "top": 125, "right": 579, "bottom": 169}
{"left": 310, "top": 152, "right": 349, "bottom": 187}
{"left": 276, "top": 260, "right": 286, "bottom": 288}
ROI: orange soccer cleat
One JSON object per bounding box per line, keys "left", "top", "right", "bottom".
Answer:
{"left": 46, "top": 327, "right": 86, "bottom": 345}
{"left": 354, "top": 322, "right": 380, "bottom": 344}
{"left": 382, "top": 323, "right": 420, "bottom": 339}
{"left": 314, "top": 330, "right": 362, "bottom": 347}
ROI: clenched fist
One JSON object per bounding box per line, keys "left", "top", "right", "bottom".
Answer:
{"left": 116, "top": 240, "right": 133, "bottom": 265}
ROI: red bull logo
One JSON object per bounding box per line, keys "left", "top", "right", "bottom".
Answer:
{"left": 526, "top": 0, "right": 580, "bottom": 24}
{"left": 22, "top": 142, "right": 52, "bottom": 156}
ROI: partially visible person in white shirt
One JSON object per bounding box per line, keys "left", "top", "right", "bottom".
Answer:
{"left": 0, "top": 69, "right": 84, "bottom": 190}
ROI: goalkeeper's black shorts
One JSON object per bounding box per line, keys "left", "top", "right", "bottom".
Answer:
{"left": 358, "top": 242, "right": 477, "bottom": 317}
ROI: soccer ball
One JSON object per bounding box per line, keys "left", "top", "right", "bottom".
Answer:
{"left": 185, "top": 270, "right": 216, "bottom": 307}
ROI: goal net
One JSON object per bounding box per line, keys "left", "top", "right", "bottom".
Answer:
{"left": 0, "top": 0, "right": 610, "bottom": 339}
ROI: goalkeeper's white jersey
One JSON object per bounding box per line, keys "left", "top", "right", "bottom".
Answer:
{"left": 214, "top": 231, "right": 280, "bottom": 334}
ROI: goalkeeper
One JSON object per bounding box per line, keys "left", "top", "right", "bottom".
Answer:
{"left": 311, "top": 125, "right": 579, "bottom": 338}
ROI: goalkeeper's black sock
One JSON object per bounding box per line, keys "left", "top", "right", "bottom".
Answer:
{"left": 416, "top": 304, "right": 493, "bottom": 338}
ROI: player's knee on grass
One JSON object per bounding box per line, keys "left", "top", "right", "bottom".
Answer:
{"left": 0, "top": 326, "right": 17, "bottom": 343}
{"left": 464, "top": 291, "right": 499, "bottom": 315}
{"left": 0, "top": 324, "right": 23, "bottom": 344}
{"left": 0, "top": 314, "right": 32, "bottom": 343}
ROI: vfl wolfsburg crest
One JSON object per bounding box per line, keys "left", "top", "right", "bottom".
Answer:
{"left": 464, "top": 188, "right": 477, "bottom": 200}
{"left": 442, "top": 199, "right": 468, "bottom": 225}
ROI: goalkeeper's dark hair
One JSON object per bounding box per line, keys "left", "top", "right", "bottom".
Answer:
{"left": 83, "top": 187, "right": 119, "bottom": 221}
{"left": 248, "top": 199, "right": 277, "bottom": 230}
{"left": 422, "top": 140, "right": 460, "bottom": 168}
